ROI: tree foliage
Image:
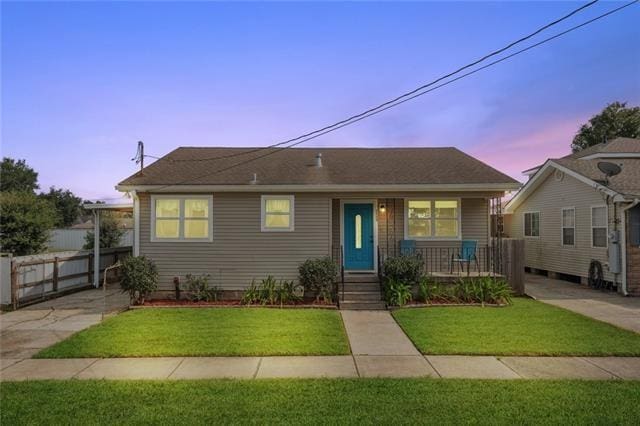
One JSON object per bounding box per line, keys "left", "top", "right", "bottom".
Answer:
{"left": 40, "top": 187, "right": 83, "bottom": 227}
{"left": 83, "top": 213, "right": 125, "bottom": 249}
{"left": 0, "top": 192, "right": 57, "bottom": 255}
{"left": 571, "top": 102, "right": 640, "bottom": 152}
{"left": 1, "top": 158, "right": 39, "bottom": 193}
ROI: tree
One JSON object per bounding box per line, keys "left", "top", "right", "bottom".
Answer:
{"left": 40, "top": 187, "right": 83, "bottom": 227}
{"left": 0, "top": 158, "right": 39, "bottom": 193}
{"left": 0, "top": 192, "right": 57, "bottom": 255}
{"left": 83, "top": 213, "right": 125, "bottom": 249}
{"left": 571, "top": 102, "right": 640, "bottom": 152}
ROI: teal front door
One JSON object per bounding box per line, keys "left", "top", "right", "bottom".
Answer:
{"left": 343, "top": 203, "right": 374, "bottom": 270}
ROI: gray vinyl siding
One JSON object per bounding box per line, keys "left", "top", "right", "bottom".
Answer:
{"left": 139, "top": 193, "right": 331, "bottom": 292}
{"left": 510, "top": 172, "right": 614, "bottom": 282}
{"left": 140, "top": 191, "right": 495, "bottom": 292}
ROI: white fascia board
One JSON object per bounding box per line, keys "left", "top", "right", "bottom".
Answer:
{"left": 505, "top": 161, "right": 620, "bottom": 213}
{"left": 116, "top": 183, "right": 522, "bottom": 193}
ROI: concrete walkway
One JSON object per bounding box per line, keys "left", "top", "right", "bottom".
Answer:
{"left": 0, "top": 287, "right": 129, "bottom": 359}
{"left": 525, "top": 274, "right": 640, "bottom": 333}
{"left": 2, "top": 355, "right": 639, "bottom": 381}
{"left": 340, "top": 310, "right": 420, "bottom": 355}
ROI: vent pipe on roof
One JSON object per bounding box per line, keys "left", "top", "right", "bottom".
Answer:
{"left": 315, "top": 153, "right": 323, "bottom": 168}
{"left": 250, "top": 173, "right": 257, "bottom": 185}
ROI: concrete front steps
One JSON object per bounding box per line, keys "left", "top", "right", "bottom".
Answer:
{"left": 339, "top": 274, "right": 385, "bottom": 310}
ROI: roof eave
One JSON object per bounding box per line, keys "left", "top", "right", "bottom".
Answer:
{"left": 116, "top": 183, "right": 522, "bottom": 193}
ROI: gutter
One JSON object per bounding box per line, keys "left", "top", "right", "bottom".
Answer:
{"left": 618, "top": 198, "right": 640, "bottom": 296}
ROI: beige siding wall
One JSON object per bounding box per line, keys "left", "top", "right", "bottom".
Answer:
{"left": 510, "top": 172, "right": 615, "bottom": 282}
{"left": 139, "top": 192, "right": 331, "bottom": 292}
{"left": 139, "top": 191, "right": 496, "bottom": 293}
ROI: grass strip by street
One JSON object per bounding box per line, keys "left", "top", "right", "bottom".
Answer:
{"left": 2, "top": 379, "right": 640, "bottom": 425}
{"left": 35, "top": 308, "right": 350, "bottom": 358}
{"left": 393, "top": 298, "right": 640, "bottom": 356}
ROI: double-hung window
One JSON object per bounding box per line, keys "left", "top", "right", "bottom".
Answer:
{"left": 406, "top": 199, "right": 460, "bottom": 239}
{"left": 561, "top": 208, "right": 575, "bottom": 246}
{"left": 152, "top": 196, "right": 212, "bottom": 241}
{"left": 261, "top": 195, "right": 294, "bottom": 232}
{"left": 591, "top": 206, "right": 608, "bottom": 248}
{"left": 524, "top": 212, "right": 540, "bottom": 237}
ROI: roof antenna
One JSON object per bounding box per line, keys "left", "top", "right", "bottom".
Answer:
{"left": 131, "top": 141, "right": 144, "bottom": 173}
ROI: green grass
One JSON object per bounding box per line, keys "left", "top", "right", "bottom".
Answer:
{"left": 36, "top": 308, "right": 350, "bottom": 358}
{"left": 393, "top": 298, "right": 640, "bottom": 356}
{"left": 2, "top": 379, "right": 639, "bottom": 424}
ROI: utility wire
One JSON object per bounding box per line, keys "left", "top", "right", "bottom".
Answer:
{"left": 146, "top": 0, "right": 600, "bottom": 164}
{"left": 147, "top": 0, "right": 637, "bottom": 191}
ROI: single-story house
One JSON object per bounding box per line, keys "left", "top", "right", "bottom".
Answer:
{"left": 505, "top": 137, "right": 640, "bottom": 296}
{"left": 116, "top": 147, "right": 520, "bottom": 302}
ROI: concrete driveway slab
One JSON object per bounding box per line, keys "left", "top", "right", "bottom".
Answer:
{"left": 0, "top": 358, "right": 97, "bottom": 381}
{"left": 256, "top": 356, "right": 358, "bottom": 378}
{"left": 500, "top": 357, "right": 617, "bottom": 379}
{"left": 0, "top": 358, "right": 23, "bottom": 371}
{"left": 76, "top": 358, "right": 183, "bottom": 380}
{"left": 170, "top": 357, "right": 260, "bottom": 379}
{"left": 341, "top": 310, "right": 420, "bottom": 356}
{"left": 427, "top": 355, "right": 520, "bottom": 379}
{"left": 525, "top": 274, "right": 640, "bottom": 333}
{"left": 582, "top": 357, "right": 640, "bottom": 379}
{"left": 355, "top": 355, "right": 437, "bottom": 378}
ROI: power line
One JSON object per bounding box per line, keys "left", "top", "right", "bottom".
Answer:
{"left": 146, "top": 0, "right": 601, "bottom": 164}
{"left": 147, "top": 0, "right": 637, "bottom": 191}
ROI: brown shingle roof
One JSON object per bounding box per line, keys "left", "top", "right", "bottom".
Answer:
{"left": 118, "top": 147, "right": 518, "bottom": 187}
{"left": 567, "top": 137, "right": 640, "bottom": 159}
{"left": 554, "top": 157, "right": 640, "bottom": 198}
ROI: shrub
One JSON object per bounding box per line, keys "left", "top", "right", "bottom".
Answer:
{"left": 382, "top": 255, "right": 423, "bottom": 286}
{"left": 186, "top": 273, "right": 221, "bottom": 302}
{"left": 120, "top": 256, "right": 158, "bottom": 305}
{"left": 0, "top": 192, "right": 57, "bottom": 255}
{"left": 298, "top": 257, "right": 338, "bottom": 303}
{"left": 241, "top": 276, "right": 302, "bottom": 306}
{"left": 417, "top": 276, "right": 512, "bottom": 305}
{"left": 384, "top": 278, "right": 413, "bottom": 307}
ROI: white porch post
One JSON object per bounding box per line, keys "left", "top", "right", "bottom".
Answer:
{"left": 93, "top": 210, "right": 100, "bottom": 288}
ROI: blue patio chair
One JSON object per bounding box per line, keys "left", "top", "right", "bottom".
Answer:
{"left": 400, "top": 239, "right": 416, "bottom": 256}
{"left": 450, "top": 240, "right": 479, "bottom": 276}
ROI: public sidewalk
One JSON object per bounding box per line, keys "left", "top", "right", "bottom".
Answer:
{"left": 2, "top": 355, "right": 639, "bottom": 381}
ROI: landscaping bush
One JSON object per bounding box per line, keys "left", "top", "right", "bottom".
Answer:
{"left": 186, "top": 274, "right": 221, "bottom": 302}
{"left": 298, "top": 257, "right": 338, "bottom": 303}
{"left": 119, "top": 256, "right": 158, "bottom": 305}
{"left": 382, "top": 254, "right": 423, "bottom": 286}
{"left": 241, "top": 276, "right": 302, "bottom": 306}
{"left": 383, "top": 278, "right": 412, "bottom": 307}
{"left": 417, "top": 276, "right": 512, "bottom": 305}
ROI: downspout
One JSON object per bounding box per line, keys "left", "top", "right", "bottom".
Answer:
{"left": 619, "top": 198, "right": 640, "bottom": 296}
{"left": 93, "top": 209, "right": 100, "bottom": 288}
{"left": 131, "top": 190, "right": 140, "bottom": 257}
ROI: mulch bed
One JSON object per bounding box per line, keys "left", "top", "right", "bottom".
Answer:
{"left": 135, "top": 299, "right": 337, "bottom": 309}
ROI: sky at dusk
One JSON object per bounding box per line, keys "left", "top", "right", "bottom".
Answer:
{"left": 2, "top": 1, "right": 639, "bottom": 200}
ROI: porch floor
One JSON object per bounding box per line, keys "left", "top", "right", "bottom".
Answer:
{"left": 429, "top": 271, "right": 505, "bottom": 279}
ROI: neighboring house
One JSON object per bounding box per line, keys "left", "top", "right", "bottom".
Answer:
{"left": 47, "top": 218, "right": 134, "bottom": 251}
{"left": 506, "top": 137, "right": 640, "bottom": 296}
{"left": 116, "top": 147, "right": 520, "bottom": 299}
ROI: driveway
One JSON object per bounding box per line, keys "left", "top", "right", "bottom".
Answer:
{"left": 525, "top": 273, "right": 640, "bottom": 334}
{"left": 0, "top": 287, "right": 129, "bottom": 360}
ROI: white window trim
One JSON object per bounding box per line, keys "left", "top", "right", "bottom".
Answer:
{"left": 404, "top": 198, "right": 462, "bottom": 241}
{"left": 150, "top": 195, "right": 213, "bottom": 242}
{"left": 590, "top": 205, "right": 608, "bottom": 249}
{"left": 523, "top": 211, "right": 540, "bottom": 239}
{"left": 261, "top": 195, "right": 295, "bottom": 232}
{"left": 561, "top": 207, "right": 575, "bottom": 247}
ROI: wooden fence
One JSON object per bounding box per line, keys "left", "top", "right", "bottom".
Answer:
{"left": 0, "top": 246, "right": 131, "bottom": 309}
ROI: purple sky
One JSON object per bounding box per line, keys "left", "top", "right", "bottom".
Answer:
{"left": 2, "top": 1, "right": 639, "bottom": 200}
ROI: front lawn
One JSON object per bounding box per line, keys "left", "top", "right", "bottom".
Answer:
{"left": 36, "top": 308, "right": 349, "bottom": 358}
{"left": 2, "top": 379, "right": 639, "bottom": 424}
{"left": 393, "top": 298, "right": 640, "bottom": 356}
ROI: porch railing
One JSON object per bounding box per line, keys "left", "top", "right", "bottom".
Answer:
{"left": 377, "top": 244, "right": 506, "bottom": 277}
